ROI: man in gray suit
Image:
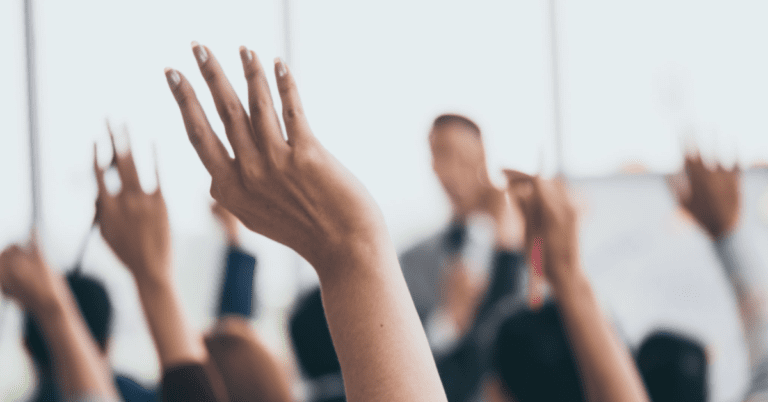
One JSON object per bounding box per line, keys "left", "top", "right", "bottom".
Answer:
{"left": 399, "top": 114, "right": 532, "bottom": 401}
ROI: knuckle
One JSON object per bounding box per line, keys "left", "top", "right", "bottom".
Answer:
{"left": 241, "top": 164, "right": 264, "bottom": 184}
{"left": 219, "top": 101, "right": 244, "bottom": 127}
{"left": 201, "top": 67, "right": 217, "bottom": 82}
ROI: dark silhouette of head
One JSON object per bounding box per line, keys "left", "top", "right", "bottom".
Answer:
{"left": 493, "top": 302, "right": 585, "bottom": 401}
{"left": 289, "top": 287, "right": 344, "bottom": 402}
{"left": 636, "top": 331, "right": 707, "bottom": 402}
{"left": 24, "top": 271, "right": 113, "bottom": 373}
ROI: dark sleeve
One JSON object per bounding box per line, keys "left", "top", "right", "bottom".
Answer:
{"left": 436, "top": 336, "right": 484, "bottom": 402}
{"left": 476, "top": 249, "right": 525, "bottom": 321}
{"left": 217, "top": 246, "right": 257, "bottom": 318}
{"left": 162, "top": 364, "right": 218, "bottom": 402}
{"left": 436, "top": 250, "right": 526, "bottom": 402}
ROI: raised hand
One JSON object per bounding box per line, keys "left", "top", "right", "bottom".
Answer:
{"left": 164, "top": 44, "right": 387, "bottom": 278}
{"left": 502, "top": 170, "right": 578, "bottom": 288}
{"left": 0, "top": 241, "right": 58, "bottom": 315}
{"left": 502, "top": 169, "right": 650, "bottom": 402}
{"left": 670, "top": 152, "right": 740, "bottom": 238}
{"left": 166, "top": 44, "right": 447, "bottom": 402}
{"left": 0, "top": 240, "right": 119, "bottom": 399}
{"left": 94, "top": 127, "right": 171, "bottom": 283}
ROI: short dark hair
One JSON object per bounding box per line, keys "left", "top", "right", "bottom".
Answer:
{"left": 493, "top": 302, "right": 585, "bottom": 402}
{"left": 636, "top": 331, "right": 707, "bottom": 402}
{"left": 289, "top": 287, "right": 341, "bottom": 379}
{"left": 24, "top": 271, "right": 113, "bottom": 371}
{"left": 431, "top": 114, "right": 481, "bottom": 137}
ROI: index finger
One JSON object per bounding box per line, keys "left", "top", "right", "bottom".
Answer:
{"left": 165, "top": 68, "right": 232, "bottom": 179}
{"left": 108, "top": 123, "right": 143, "bottom": 192}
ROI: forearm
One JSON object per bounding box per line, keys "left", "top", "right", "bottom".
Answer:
{"left": 317, "top": 239, "right": 447, "bottom": 402}
{"left": 553, "top": 268, "right": 648, "bottom": 402}
{"left": 714, "top": 226, "right": 768, "bottom": 372}
{"left": 35, "top": 278, "right": 118, "bottom": 400}
{"left": 133, "top": 270, "right": 208, "bottom": 369}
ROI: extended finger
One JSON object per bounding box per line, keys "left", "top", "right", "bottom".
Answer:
{"left": 165, "top": 67, "right": 232, "bottom": 179}
{"left": 107, "top": 123, "right": 142, "bottom": 192}
{"left": 192, "top": 43, "right": 259, "bottom": 166}
{"left": 274, "top": 58, "right": 312, "bottom": 145}
{"left": 240, "top": 46, "right": 287, "bottom": 155}
{"left": 93, "top": 143, "right": 109, "bottom": 197}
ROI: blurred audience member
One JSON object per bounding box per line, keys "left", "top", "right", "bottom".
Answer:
{"left": 398, "top": 115, "right": 534, "bottom": 400}
{"left": 491, "top": 170, "right": 650, "bottom": 402}
{"left": 24, "top": 271, "right": 158, "bottom": 401}
{"left": 671, "top": 152, "right": 768, "bottom": 401}
{"left": 95, "top": 129, "right": 227, "bottom": 402}
{"left": 290, "top": 288, "right": 344, "bottom": 402}
{"left": 636, "top": 331, "right": 707, "bottom": 402}
{"left": 204, "top": 203, "right": 294, "bottom": 402}
{"left": 0, "top": 239, "right": 121, "bottom": 401}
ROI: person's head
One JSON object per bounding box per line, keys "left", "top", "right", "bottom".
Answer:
{"left": 493, "top": 302, "right": 585, "bottom": 402}
{"left": 636, "top": 331, "right": 707, "bottom": 402}
{"left": 289, "top": 288, "right": 344, "bottom": 402}
{"left": 429, "top": 114, "right": 490, "bottom": 215}
{"left": 24, "top": 271, "right": 113, "bottom": 374}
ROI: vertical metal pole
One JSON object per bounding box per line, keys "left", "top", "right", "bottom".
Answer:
{"left": 0, "top": 0, "right": 41, "bottom": 350}
{"left": 25, "top": 0, "right": 42, "bottom": 232}
{"left": 548, "top": 0, "right": 564, "bottom": 176}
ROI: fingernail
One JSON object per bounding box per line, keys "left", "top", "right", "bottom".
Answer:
{"left": 192, "top": 41, "right": 208, "bottom": 64}
{"left": 275, "top": 58, "right": 287, "bottom": 77}
{"left": 239, "top": 46, "right": 252, "bottom": 62}
{"left": 165, "top": 68, "right": 180, "bottom": 88}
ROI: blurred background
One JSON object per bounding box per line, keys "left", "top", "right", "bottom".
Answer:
{"left": 2, "top": 1, "right": 768, "bottom": 401}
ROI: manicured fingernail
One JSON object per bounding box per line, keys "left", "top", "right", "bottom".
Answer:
{"left": 275, "top": 58, "right": 287, "bottom": 77}
{"left": 165, "top": 68, "right": 180, "bottom": 88}
{"left": 239, "top": 46, "right": 252, "bottom": 62}
{"left": 192, "top": 41, "right": 208, "bottom": 64}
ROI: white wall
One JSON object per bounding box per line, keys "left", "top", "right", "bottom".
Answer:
{"left": 2, "top": 1, "right": 768, "bottom": 400}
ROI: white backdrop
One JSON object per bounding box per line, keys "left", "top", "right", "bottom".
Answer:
{"left": 2, "top": 1, "right": 768, "bottom": 401}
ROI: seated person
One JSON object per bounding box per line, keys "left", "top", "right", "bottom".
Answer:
{"left": 24, "top": 271, "right": 158, "bottom": 401}
{"left": 488, "top": 170, "right": 649, "bottom": 402}
{"left": 290, "top": 288, "right": 344, "bottom": 402}
{"left": 670, "top": 152, "right": 768, "bottom": 401}
{"left": 204, "top": 202, "right": 294, "bottom": 402}
{"left": 635, "top": 330, "right": 707, "bottom": 402}
{"left": 0, "top": 238, "right": 121, "bottom": 402}
{"left": 95, "top": 127, "right": 228, "bottom": 402}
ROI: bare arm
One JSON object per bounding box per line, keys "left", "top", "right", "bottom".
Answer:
{"left": 165, "top": 43, "right": 446, "bottom": 402}
{"left": 504, "top": 171, "right": 649, "bottom": 402}
{"left": 0, "top": 243, "right": 119, "bottom": 401}
{"left": 95, "top": 131, "right": 209, "bottom": 370}
{"left": 670, "top": 152, "right": 768, "bottom": 396}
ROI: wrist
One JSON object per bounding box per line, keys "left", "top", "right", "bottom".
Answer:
{"left": 546, "top": 251, "right": 584, "bottom": 292}
{"left": 311, "top": 230, "right": 397, "bottom": 286}
{"left": 549, "top": 261, "right": 590, "bottom": 301}
{"left": 131, "top": 261, "right": 173, "bottom": 291}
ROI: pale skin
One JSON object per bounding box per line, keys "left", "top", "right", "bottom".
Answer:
{"left": 94, "top": 127, "right": 209, "bottom": 370}
{"left": 0, "top": 241, "right": 119, "bottom": 400}
{"left": 503, "top": 170, "right": 649, "bottom": 402}
{"left": 164, "top": 43, "right": 447, "bottom": 401}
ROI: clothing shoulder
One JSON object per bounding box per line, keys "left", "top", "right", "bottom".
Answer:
{"left": 115, "top": 374, "right": 160, "bottom": 402}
